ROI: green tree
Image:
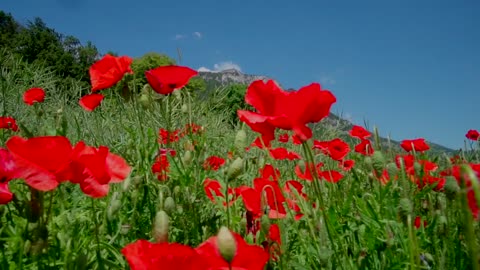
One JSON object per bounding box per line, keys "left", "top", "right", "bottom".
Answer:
{"left": 130, "top": 52, "right": 176, "bottom": 90}
{"left": 0, "top": 11, "right": 21, "bottom": 49}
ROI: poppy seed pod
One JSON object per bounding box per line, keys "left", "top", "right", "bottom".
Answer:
{"left": 372, "top": 151, "right": 386, "bottom": 174}
{"left": 107, "top": 193, "right": 122, "bottom": 221}
{"left": 443, "top": 176, "right": 460, "bottom": 200}
{"left": 181, "top": 103, "right": 188, "bottom": 113}
{"left": 182, "top": 150, "right": 193, "bottom": 165}
{"left": 164, "top": 197, "right": 176, "bottom": 213}
{"left": 386, "top": 162, "right": 398, "bottom": 179}
{"left": 138, "top": 93, "right": 152, "bottom": 109}
{"left": 217, "top": 226, "right": 237, "bottom": 263}
{"left": 227, "top": 158, "right": 244, "bottom": 180}
{"left": 398, "top": 198, "right": 413, "bottom": 222}
{"left": 153, "top": 210, "right": 169, "bottom": 243}
{"left": 260, "top": 215, "right": 271, "bottom": 235}
{"left": 234, "top": 130, "right": 247, "bottom": 151}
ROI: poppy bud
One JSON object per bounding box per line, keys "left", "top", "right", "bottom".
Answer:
{"left": 227, "top": 157, "right": 244, "bottom": 180}
{"left": 138, "top": 93, "right": 152, "bottom": 109}
{"left": 173, "top": 185, "right": 181, "bottom": 195}
{"left": 181, "top": 103, "right": 188, "bottom": 113}
{"left": 437, "top": 215, "right": 448, "bottom": 235}
{"left": 183, "top": 141, "right": 195, "bottom": 151}
{"left": 173, "top": 89, "right": 182, "bottom": 100}
{"left": 153, "top": 210, "right": 169, "bottom": 243}
{"left": 107, "top": 192, "right": 122, "bottom": 221}
{"left": 260, "top": 215, "right": 271, "bottom": 235}
{"left": 217, "top": 226, "right": 237, "bottom": 263}
{"left": 364, "top": 157, "right": 372, "bottom": 168}
{"left": 386, "top": 162, "right": 398, "bottom": 178}
{"left": 164, "top": 197, "right": 176, "bottom": 213}
{"left": 24, "top": 239, "right": 31, "bottom": 254}
{"left": 234, "top": 130, "right": 247, "bottom": 151}
{"left": 398, "top": 198, "right": 412, "bottom": 222}
{"left": 182, "top": 150, "right": 193, "bottom": 165}
{"left": 413, "top": 162, "right": 422, "bottom": 175}
{"left": 372, "top": 151, "right": 385, "bottom": 174}
{"left": 297, "top": 160, "right": 306, "bottom": 172}
{"left": 444, "top": 176, "right": 459, "bottom": 200}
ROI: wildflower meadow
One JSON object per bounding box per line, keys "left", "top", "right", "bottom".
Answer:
{"left": 1, "top": 51, "right": 480, "bottom": 270}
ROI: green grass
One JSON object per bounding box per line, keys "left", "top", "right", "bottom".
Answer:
{"left": 0, "top": 50, "right": 479, "bottom": 270}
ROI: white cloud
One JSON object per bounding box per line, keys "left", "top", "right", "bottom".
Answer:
{"left": 193, "top": 32, "right": 202, "bottom": 39}
{"left": 173, "top": 34, "right": 187, "bottom": 40}
{"left": 213, "top": 61, "right": 242, "bottom": 72}
{"left": 197, "top": 61, "right": 242, "bottom": 73}
{"left": 198, "top": 67, "right": 211, "bottom": 72}
{"left": 319, "top": 74, "right": 336, "bottom": 85}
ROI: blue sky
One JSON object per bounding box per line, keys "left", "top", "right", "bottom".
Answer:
{"left": 2, "top": 0, "right": 479, "bottom": 149}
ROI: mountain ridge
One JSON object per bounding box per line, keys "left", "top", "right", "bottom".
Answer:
{"left": 197, "top": 69, "right": 456, "bottom": 155}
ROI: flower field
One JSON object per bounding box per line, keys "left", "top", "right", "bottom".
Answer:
{"left": 1, "top": 53, "right": 480, "bottom": 269}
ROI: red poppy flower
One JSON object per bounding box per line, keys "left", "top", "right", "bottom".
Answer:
{"left": 268, "top": 147, "right": 301, "bottom": 161}
{"left": 122, "top": 240, "right": 207, "bottom": 270}
{"left": 241, "top": 178, "right": 287, "bottom": 219}
{"left": 262, "top": 223, "right": 282, "bottom": 261}
{"left": 259, "top": 164, "right": 281, "bottom": 181}
{"left": 321, "top": 170, "right": 343, "bottom": 183}
{"left": 68, "top": 142, "right": 131, "bottom": 198}
{"left": 339, "top": 159, "right": 355, "bottom": 171}
{"left": 79, "top": 93, "right": 105, "bottom": 112}
{"left": 89, "top": 54, "right": 133, "bottom": 92}
{"left": 0, "top": 149, "right": 19, "bottom": 204}
{"left": 203, "top": 178, "right": 243, "bottom": 206}
{"left": 313, "top": 140, "right": 330, "bottom": 155}
{"left": 182, "top": 123, "right": 204, "bottom": 136}
{"left": 349, "top": 125, "right": 371, "bottom": 139}
{"left": 203, "top": 156, "right": 226, "bottom": 171}
{"left": 152, "top": 154, "right": 170, "bottom": 181}
{"left": 238, "top": 80, "right": 336, "bottom": 145}
{"left": 414, "top": 216, "right": 427, "bottom": 229}
{"left": 295, "top": 162, "right": 323, "bottom": 181}
{"left": 354, "top": 139, "right": 374, "bottom": 156}
{"left": 159, "top": 148, "right": 176, "bottom": 157}
{"left": 327, "top": 138, "right": 350, "bottom": 161}
{"left": 292, "top": 134, "right": 303, "bottom": 145}
{"left": 466, "top": 129, "right": 480, "bottom": 141}
{"left": 195, "top": 230, "right": 269, "bottom": 270}
{"left": 203, "top": 178, "right": 223, "bottom": 202}
{"left": 159, "top": 128, "right": 182, "bottom": 144}
{"left": 278, "top": 133, "right": 289, "bottom": 143}
{"left": 284, "top": 180, "right": 306, "bottom": 220}
{"left": 145, "top": 65, "right": 198, "bottom": 95}
{"left": 400, "top": 138, "right": 430, "bottom": 153}
{"left": 23, "top": 87, "right": 45, "bottom": 105}
{"left": 6, "top": 136, "right": 75, "bottom": 191}
{"left": 0, "top": 116, "right": 19, "bottom": 132}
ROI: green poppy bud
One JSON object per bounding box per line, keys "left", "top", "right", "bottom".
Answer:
{"left": 234, "top": 130, "right": 247, "bottom": 151}
{"left": 398, "top": 198, "right": 413, "bottom": 222}
{"left": 227, "top": 158, "right": 244, "bottom": 180}
{"left": 444, "top": 176, "right": 459, "bottom": 200}
{"left": 217, "top": 226, "right": 237, "bottom": 263}
{"left": 164, "top": 197, "right": 176, "bottom": 213}
{"left": 182, "top": 150, "right": 193, "bottom": 165}
{"left": 107, "top": 192, "right": 122, "bottom": 221}
{"left": 181, "top": 103, "right": 188, "bottom": 113}
{"left": 153, "top": 210, "right": 169, "bottom": 243}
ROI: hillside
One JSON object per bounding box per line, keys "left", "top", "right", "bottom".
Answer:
{"left": 198, "top": 69, "right": 456, "bottom": 155}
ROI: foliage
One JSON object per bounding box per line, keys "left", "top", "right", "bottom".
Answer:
{"left": 130, "top": 52, "right": 176, "bottom": 90}
{"left": 0, "top": 10, "right": 99, "bottom": 83}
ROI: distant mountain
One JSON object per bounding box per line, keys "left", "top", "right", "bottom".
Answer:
{"left": 198, "top": 69, "right": 456, "bottom": 155}
{"left": 198, "top": 68, "right": 271, "bottom": 88}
